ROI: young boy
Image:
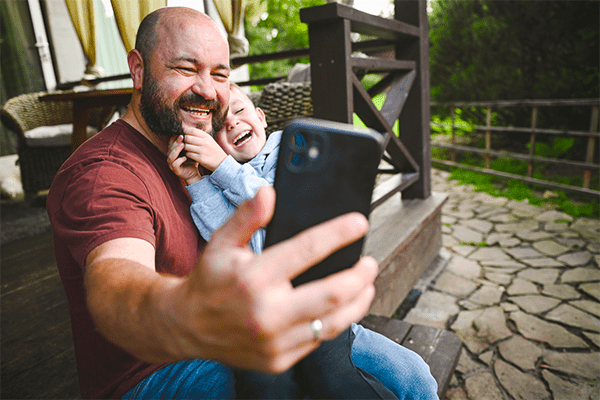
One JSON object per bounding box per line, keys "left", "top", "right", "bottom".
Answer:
{"left": 168, "top": 83, "right": 396, "bottom": 399}
{"left": 168, "top": 83, "right": 277, "bottom": 254}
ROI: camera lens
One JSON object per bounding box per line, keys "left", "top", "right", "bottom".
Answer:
{"left": 292, "top": 132, "right": 306, "bottom": 148}
{"left": 290, "top": 152, "right": 305, "bottom": 167}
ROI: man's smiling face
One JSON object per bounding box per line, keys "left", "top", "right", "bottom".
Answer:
{"left": 139, "top": 14, "right": 230, "bottom": 137}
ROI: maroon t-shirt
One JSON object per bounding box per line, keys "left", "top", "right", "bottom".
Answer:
{"left": 47, "top": 119, "right": 206, "bottom": 399}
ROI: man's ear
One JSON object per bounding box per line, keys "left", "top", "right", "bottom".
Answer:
{"left": 256, "top": 107, "right": 267, "bottom": 128}
{"left": 128, "top": 49, "right": 144, "bottom": 90}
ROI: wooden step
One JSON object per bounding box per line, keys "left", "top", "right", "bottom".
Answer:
{"left": 361, "top": 314, "right": 462, "bottom": 398}
{"left": 364, "top": 191, "right": 448, "bottom": 316}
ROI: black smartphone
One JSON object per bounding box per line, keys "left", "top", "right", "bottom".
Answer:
{"left": 264, "top": 118, "right": 383, "bottom": 286}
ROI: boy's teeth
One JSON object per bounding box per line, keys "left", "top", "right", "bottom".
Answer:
{"left": 234, "top": 130, "right": 252, "bottom": 146}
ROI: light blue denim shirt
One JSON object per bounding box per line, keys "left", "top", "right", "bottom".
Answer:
{"left": 186, "top": 131, "right": 281, "bottom": 253}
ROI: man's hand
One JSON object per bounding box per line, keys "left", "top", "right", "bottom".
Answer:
{"left": 167, "top": 186, "right": 378, "bottom": 373}
{"left": 167, "top": 135, "right": 203, "bottom": 185}
{"left": 181, "top": 126, "right": 227, "bottom": 172}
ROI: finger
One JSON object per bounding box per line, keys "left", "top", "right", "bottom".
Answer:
{"left": 182, "top": 126, "right": 210, "bottom": 139}
{"left": 296, "top": 257, "right": 378, "bottom": 328}
{"left": 254, "top": 256, "right": 378, "bottom": 340}
{"left": 171, "top": 156, "right": 187, "bottom": 170}
{"left": 280, "top": 289, "right": 374, "bottom": 347}
{"left": 182, "top": 134, "right": 208, "bottom": 145}
{"left": 258, "top": 212, "right": 369, "bottom": 282}
{"left": 263, "top": 340, "right": 319, "bottom": 374}
{"left": 168, "top": 135, "right": 184, "bottom": 152}
{"left": 294, "top": 256, "right": 378, "bottom": 318}
{"left": 210, "top": 186, "right": 276, "bottom": 249}
{"left": 215, "top": 338, "right": 319, "bottom": 374}
{"left": 167, "top": 141, "right": 185, "bottom": 163}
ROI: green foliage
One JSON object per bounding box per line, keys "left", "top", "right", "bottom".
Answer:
{"left": 490, "top": 158, "right": 528, "bottom": 176}
{"left": 244, "top": 0, "right": 325, "bottom": 81}
{"left": 353, "top": 92, "right": 399, "bottom": 135}
{"left": 361, "top": 74, "right": 382, "bottom": 91}
{"left": 431, "top": 107, "right": 475, "bottom": 137}
{"left": 530, "top": 137, "right": 575, "bottom": 158}
{"left": 429, "top": 0, "right": 599, "bottom": 102}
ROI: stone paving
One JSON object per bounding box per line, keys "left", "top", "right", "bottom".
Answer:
{"left": 404, "top": 169, "right": 600, "bottom": 400}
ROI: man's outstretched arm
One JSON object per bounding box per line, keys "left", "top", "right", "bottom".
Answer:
{"left": 84, "top": 186, "right": 378, "bottom": 373}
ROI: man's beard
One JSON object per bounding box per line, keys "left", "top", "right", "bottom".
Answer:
{"left": 139, "top": 69, "right": 227, "bottom": 138}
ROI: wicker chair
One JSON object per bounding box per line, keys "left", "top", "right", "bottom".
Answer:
{"left": 1, "top": 91, "right": 114, "bottom": 199}
{"left": 252, "top": 82, "right": 313, "bottom": 135}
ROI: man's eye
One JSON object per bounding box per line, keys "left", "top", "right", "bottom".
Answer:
{"left": 213, "top": 72, "right": 230, "bottom": 80}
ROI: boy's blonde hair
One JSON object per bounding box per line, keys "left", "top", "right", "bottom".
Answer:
{"left": 229, "top": 82, "right": 256, "bottom": 108}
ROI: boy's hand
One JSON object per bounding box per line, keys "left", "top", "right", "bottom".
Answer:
{"left": 168, "top": 135, "right": 203, "bottom": 185}
{"left": 182, "top": 126, "right": 228, "bottom": 172}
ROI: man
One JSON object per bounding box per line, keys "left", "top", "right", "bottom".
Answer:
{"left": 48, "top": 7, "right": 437, "bottom": 399}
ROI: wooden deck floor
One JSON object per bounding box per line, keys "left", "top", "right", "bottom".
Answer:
{"left": 1, "top": 230, "right": 80, "bottom": 399}
{"left": 0, "top": 192, "right": 458, "bottom": 399}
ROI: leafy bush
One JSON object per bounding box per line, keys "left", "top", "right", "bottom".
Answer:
{"left": 431, "top": 108, "right": 475, "bottom": 137}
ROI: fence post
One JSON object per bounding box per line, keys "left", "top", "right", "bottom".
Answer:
{"left": 450, "top": 106, "right": 456, "bottom": 162}
{"left": 485, "top": 106, "right": 491, "bottom": 169}
{"left": 528, "top": 106, "right": 538, "bottom": 177}
{"left": 584, "top": 105, "right": 599, "bottom": 189}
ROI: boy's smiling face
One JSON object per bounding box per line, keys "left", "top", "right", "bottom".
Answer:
{"left": 215, "top": 86, "right": 268, "bottom": 163}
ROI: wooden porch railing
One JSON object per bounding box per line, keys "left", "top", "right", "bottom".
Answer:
{"left": 56, "top": 1, "right": 432, "bottom": 210}
{"left": 233, "top": 0, "right": 432, "bottom": 210}
{"left": 430, "top": 99, "right": 600, "bottom": 199}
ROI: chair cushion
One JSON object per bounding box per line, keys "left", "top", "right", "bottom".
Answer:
{"left": 24, "top": 124, "right": 98, "bottom": 147}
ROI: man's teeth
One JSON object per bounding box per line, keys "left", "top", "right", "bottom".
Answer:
{"left": 185, "top": 107, "right": 210, "bottom": 115}
{"left": 234, "top": 130, "right": 252, "bottom": 146}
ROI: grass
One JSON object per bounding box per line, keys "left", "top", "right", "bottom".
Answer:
{"left": 459, "top": 241, "right": 488, "bottom": 247}
{"left": 436, "top": 164, "right": 600, "bottom": 219}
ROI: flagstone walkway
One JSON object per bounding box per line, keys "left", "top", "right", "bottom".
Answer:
{"left": 404, "top": 169, "right": 600, "bottom": 400}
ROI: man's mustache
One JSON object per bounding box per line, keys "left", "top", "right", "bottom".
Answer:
{"left": 177, "top": 93, "right": 221, "bottom": 111}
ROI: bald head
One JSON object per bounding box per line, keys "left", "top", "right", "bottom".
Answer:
{"left": 135, "top": 7, "right": 223, "bottom": 65}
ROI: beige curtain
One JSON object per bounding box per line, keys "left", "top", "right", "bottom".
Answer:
{"left": 65, "top": 0, "right": 96, "bottom": 70}
{"left": 213, "top": 0, "right": 248, "bottom": 58}
{"left": 110, "top": 0, "right": 166, "bottom": 53}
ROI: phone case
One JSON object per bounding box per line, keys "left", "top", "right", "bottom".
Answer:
{"left": 264, "top": 118, "right": 383, "bottom": 286}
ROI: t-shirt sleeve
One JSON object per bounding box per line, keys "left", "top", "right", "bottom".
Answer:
{"left": 48, "top": 161, "right": 157, "bottom": 268}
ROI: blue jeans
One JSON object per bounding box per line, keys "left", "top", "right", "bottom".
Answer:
{"left": 123, "top": 324, "right": 438, "bottom": 399}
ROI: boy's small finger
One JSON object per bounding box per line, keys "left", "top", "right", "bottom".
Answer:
{"left": 171, "top": 158, "right": 183, "bottom": 169}
{"left": 182, "top": 126, "right": 210, "bottom": 138}
{"left": 167, "top": 143, "right": 185, "bottom": 163}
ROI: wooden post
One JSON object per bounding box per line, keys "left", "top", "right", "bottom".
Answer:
{"left": 484, "top": 106, "right": 491, "bottom": 169}
{"left": 306, "top": 17, "right": 353, "bottom": 123}
{"left": 584, "top": 105, "right": 598, "bottom": 189}
{"left": 395, "top": 0, "right": 430, "bottom": 199}
{"left": 528, "top": 106, "right": 538, "bottom": 178}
